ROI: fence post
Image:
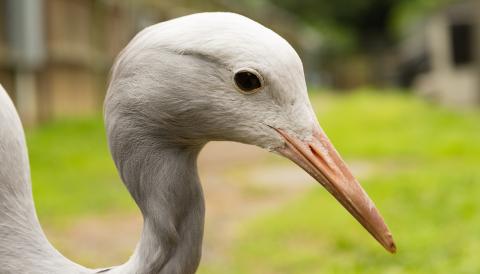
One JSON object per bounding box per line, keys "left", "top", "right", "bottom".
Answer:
{"left": 6, "top": 0, "right": 45, "bottom": 125}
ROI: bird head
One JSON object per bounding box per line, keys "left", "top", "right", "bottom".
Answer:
{"left": 105, "top": 12, "right": 396, "bottom": 253}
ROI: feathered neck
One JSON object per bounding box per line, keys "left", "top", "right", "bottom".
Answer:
{"left": 105, "top": 113, "right": 206, "bottom": 274}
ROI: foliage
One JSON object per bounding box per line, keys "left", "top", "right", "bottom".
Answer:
{"left": 271, "top": 0, "right": 455, "bottom": 54}
{"left": 274, "top": 0, "right": 397, "bottom": 50}
{"left": 390, "top": 0, "right": 455, "bottom": 37}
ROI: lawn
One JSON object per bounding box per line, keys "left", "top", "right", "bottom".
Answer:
{"left": 198, "top": 91, "right": 480, "bottom": 274}
{"left": 26, "top": 90, "right": 480, "bottom": 273}
{"left": 27, "top": 117, "right": 136, "bottom": 224}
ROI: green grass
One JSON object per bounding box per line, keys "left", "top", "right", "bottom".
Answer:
{"left": 26, "top": 117, "right": 135, "bottom": 224}
{"left": 198, "top": 90, "right": 480, "bottom": 274}
{"left": 25, "top": 90, "right": 480, "bottom": 272}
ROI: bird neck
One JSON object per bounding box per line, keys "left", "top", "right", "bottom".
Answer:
{"left": 110, "top": 138, "right": 205, "bottom": 274}
{"left": 0, "top": 87, "right": 91, "bottom": 274}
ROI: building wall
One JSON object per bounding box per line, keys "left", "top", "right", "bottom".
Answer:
{"left": 0, "top": 0, "right": 140, "bottom": 125}
{"left": 413, "top": 0, "right": 480, "bottom": 107}
{"left": 41, "top": 0, "right": 98, "bottom": 120}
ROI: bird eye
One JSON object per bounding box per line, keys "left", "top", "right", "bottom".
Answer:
{"left": 234, "top": 70, "right": 262, "bottom": 93}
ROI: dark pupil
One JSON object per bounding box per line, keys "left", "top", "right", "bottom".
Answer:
{"left": 234, "top": 71, "right": 261, "bottom": 92}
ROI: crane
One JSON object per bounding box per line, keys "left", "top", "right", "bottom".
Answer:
{"left": 0, "top": 12, "right": 395, "bottom": 274}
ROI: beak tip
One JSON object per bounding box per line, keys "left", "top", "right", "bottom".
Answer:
{"left": 387, "top": 243, "right": 397, "bottom": 254}
{"left": 383, "top": 233, "right": 397, "bottom": 254}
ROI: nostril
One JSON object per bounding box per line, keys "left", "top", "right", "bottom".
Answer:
{"left": 308, "top": 144, "right": 316, "bottom": 155}
{"left": 309, "top": 143, "right": 334, "bottom": 174}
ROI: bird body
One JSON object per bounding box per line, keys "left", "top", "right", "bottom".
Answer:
{"left": 0, "top": 12, "right": 395, "bottom": 274}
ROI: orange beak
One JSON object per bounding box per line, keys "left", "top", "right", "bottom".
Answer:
{"left": 274, "top": 126, "right": 396, "bottom": 253}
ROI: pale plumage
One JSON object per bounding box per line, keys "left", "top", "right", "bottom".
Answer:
{"left": 0, "top": 12, "right": 395, "bottom": 274}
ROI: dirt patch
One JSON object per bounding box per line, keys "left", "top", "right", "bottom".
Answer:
{"left": 46, "top": 213, "right": 142, "bottom": 268}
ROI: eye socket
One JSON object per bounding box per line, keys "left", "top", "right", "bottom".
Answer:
{"left": 234, "top": 70, "right": 263, "bottom": 93}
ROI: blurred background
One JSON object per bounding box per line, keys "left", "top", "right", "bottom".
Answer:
{"left": 1, "top": 0, "right": 480, "bottom": 273}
